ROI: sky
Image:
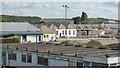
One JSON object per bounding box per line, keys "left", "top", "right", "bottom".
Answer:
{"left": 0, "top": 0, "right": 120, "bottom": 20}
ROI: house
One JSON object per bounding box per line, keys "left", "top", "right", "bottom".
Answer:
{"left": 0, "top": 43, "right": 119, "bottom": 67}
{"left": 40, "top": 25, "right": 56, "bottom": 42}
{"left": 50, "top": 24, "right": 77, "bottom": 38}
{"left": 0, "top": 22, "right": 43, "bottom": 43}
{"left": 76, "top": 24, "right": 112, "bottom": 37}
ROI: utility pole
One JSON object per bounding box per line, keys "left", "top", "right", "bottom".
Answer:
{"left": 63, "top": 5, "right": 69, "bottom": 23}
{"left": 63, "top": 5, "right": 69, "bottom": 39}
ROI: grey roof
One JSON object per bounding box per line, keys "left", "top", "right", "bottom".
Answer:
{"left": 0, "top": 22, "right": 40, "bottom": 31}
{"left": 2, "top": 43, "right": 119, "bottom": 58}
{"left": 0, "top": 31, "right": 43, "bottom": 36}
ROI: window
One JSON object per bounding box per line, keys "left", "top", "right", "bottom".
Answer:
{"left": 73, "top": 30, "right": 75, "bottom": 35}
{"left": 27, "top": 53, "right": 32, "bottom": 63}
{"left": 56, "top": 31, "right": 58, "bottom": 35}
{"left": 65, "top": 30, "right": 67, "bottom": 35}
{"left": 22, "top": 53, "right": 32, "bottom": 63}
{"left": 22, "top": 54, "right": 26, "bottom": 62}
{"left": 69, "top": 30, "right": 71, "bottom": 35}
{"left": 8, "top": 51, "right": 16, "bottom": 60}
{"left": 69, "top": 61, "right": 75, "bottom": 68}
{"left": 76, "top": 62, "right": 83, "bottom": 68}
{"left": 38, "top": 55, "right": 48, "bottom": 66}
{"left": 62, "top": 30, "right": 64, "bottom": 35}
{"left": 92, "top": 62, "right": 108, "bottom": 68}
{"left": 44, "top": 35, "right": 49, "bottom": 38}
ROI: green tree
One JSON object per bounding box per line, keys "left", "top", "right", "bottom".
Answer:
{"left": 81, "top": 12, "right": 88, "bottom": 24}
{"left": 73, "top": 16, "right": 81, "bottom": 24}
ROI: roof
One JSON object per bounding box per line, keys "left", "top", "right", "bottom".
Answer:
{"left": 2, "top": 43, "right": 119, "bottom": 58}
{"left": 0, "top": 31, "right": 43, "bottom": 36}
{"left": 40, "top": 25, "right": 56, "bottom": 34}
{"left": 58, "top": 24, "right": 66, "bottom": 29}
{"left": 67, "top": 24, "right": 76, "bottom": 29}
{"left": 0, "top": 22, "right": 43, "bottom": 36}
{"left": 49, "top": 24, "right": 58, "bottom": 30}
{"left": 0, "top": 22, "right": 40, "bottom": 31}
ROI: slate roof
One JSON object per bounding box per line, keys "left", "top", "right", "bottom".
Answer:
{"left": 58, "top": 24, "right": 66, "bottom": 29}
{"left": 40, "top": 25, "right": 56, "bottom": 34}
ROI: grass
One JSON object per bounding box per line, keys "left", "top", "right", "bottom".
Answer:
{"left": 85, "top": 40, "right": 103, "bottom": 47}
{"left": 41, "top": 18, "right": 74, "bottom": 24}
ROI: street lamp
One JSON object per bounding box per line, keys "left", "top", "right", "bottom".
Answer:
{"left": 63, "top": 5, "right": 69, "bottom": 22}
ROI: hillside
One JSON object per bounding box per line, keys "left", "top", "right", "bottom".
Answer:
{"left": 0, "top": 15, "right": 119, "bottom": 24}
{"left": 41, "top": 18, "right": 74, "bottom": 24}
{"left": 0, "top": 15, "right": 41, "bottom": 23}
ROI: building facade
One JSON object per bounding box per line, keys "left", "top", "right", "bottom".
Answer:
{"left": 0, "top": 43, "right": 119, "bottom": 68}
{"left": 50, "top": 24, "right": 77, "bottom": 38}
{"left": 40, "top": 25, "right": 56, "bottom": 42}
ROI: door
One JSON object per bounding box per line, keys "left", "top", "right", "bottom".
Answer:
{"left": 59, "top": 33, "right": 62, "bottom": 37}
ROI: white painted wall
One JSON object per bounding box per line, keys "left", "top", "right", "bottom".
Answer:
{"left": 56, "top": 29, "right": 77, "bottom": 38}
{"left": 42, "top": 34, "right": 56, "bottom": 42}
{"left": 27, "top": 35, "right": 37, "bottom": 43}
{"left": 19, "top": 35, "right": 41, "bottom": 43}
{"left": 107, "top": 57, "right": 120, "bottom": 64}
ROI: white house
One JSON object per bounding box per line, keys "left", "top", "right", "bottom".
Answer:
{"left": 50, "top": 24, "right": 77, "bottom": 38}
{"left": 40, "top": 25, "right": 56, "bottom": 42}
{"left": 0, "top": 22, "right": 43, "bottom": 43}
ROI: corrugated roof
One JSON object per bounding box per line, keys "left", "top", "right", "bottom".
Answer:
{"left": 0, "top": 22, "right": 40, "bottom": 31}
{"left": 40, "top": 25, "right": 56, "bottom": 34}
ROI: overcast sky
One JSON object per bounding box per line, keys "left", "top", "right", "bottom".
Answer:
{"left": 1, "top": 0, "right": 119, "bottom": 19}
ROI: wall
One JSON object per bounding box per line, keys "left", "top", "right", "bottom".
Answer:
{"left": 19, "top": 35, "right": 41, "bottom": 43}
{"left": 83, "top": 56, "right": 107, "bottom": 64}
{"left": 4, "top": 49, "right": 119, "bottom": 67}
{"left": 42, "top": 34, "right": 56, "bottom": 42}
{"left": 107, "top": 57, "right": 120, "bottom": 64}
{"left": 56, "top": 29, "right": 77, "bottom": 38}
{"left": 0, "top": 47, "right": 2, "bottom": 65}
{"left": 5, "top": 50, "right": 69, "bottom": 66}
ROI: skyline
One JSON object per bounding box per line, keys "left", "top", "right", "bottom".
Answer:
{"left": 1, "top": 2, "right": 119, "bottom": 20}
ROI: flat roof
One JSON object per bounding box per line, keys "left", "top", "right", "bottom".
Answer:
{"left": 1, "top": 43, "right": 119, "bottom": 58}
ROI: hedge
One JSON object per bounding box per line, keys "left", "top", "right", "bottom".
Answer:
{"left": 0, "top": 36, "right": 20, "bottom": 43}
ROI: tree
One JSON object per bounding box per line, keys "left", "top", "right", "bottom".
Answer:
{"left": 81, "top": 12, "right": 88, "bottom": 24}
{"left": 73, "top": 16, "right": 81, "bottom": 24}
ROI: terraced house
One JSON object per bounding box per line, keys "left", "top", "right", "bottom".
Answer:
{"left": 40, "top": 25, "right": 56, "bottom": 41}
{"left": 49, "top": 24, "right": 77, "bottom": 38}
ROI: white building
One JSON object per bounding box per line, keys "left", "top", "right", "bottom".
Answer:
{"left": 40, "top": 25, "right": 56, "bottom": 42}
{"left": 0, "top": 43, "right": 119, "bottom": 68}
{"left": 50, "top": 24, "right": 77, "bottom": 38}
{"left": 0, "top": 22, "right": 43, "bottom": 43}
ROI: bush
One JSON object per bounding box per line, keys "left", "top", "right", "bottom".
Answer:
{"left": 0, "top": 36, "right": 20, "bottom": 43}
{"left": 85, "top": 40, "right": 103, "bottom": 47}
